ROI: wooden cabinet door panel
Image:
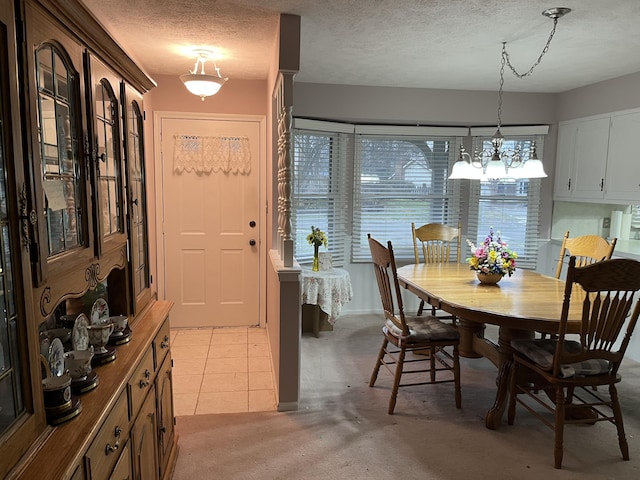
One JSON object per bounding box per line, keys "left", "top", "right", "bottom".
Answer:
{"left": 156, "top": 355, "right": 174, "bottom": 479}
{"left": 131, "top": 385, "right": 158, "bottom": 480}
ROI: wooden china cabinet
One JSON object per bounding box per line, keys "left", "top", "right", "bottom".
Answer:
{"left": 0, "top": 1, "right": 177, "bottom": 479}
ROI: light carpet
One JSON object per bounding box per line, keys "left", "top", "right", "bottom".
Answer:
{"left": 173, "top": 314, "right": 640, "bottom": 479}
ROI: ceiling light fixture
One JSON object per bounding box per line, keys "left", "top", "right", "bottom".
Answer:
{"left": 180, "top": 49, "right": 228, "bottom": 101}
{"left": 449, "top": 7, "right": 571, "bottom": 180}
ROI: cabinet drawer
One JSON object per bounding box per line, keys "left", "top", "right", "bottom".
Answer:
{"left": 128, "top": 346, "right": 154, "bottom": 419}
{"left": 109, "top": 440, "right": 132, "bottom": 480}
{"left": 153, "top": 318, "right": 171, "bottom": 370}
{"left": 85, "top": 390, "right": 129, "bottom": 480}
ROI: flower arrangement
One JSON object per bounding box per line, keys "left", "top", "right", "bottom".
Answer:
{"left": 307, "top": 226, "right": 328, "bottom": 271}
{"left": 466, "top": 227, "right": 517, "bottom": 277}
{"left": 306, "top": 226, "right": 328, "bottom": 248}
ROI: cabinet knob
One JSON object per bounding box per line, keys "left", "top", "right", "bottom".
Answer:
{"left": 139, "top": 368, "right": 151, "bottom": 388}
{"left": 105, "top": 426, "right": 122, "bottom": 455}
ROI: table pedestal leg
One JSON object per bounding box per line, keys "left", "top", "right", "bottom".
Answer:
{"left": 484, "top": 327, "right": 534, "bottom": 430}
{"left": 457, "top": 319, "right": 485, "bottom": 358}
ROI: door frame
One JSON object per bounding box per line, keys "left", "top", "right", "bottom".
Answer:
{"left": 153, "top": 111, "right": 267, "bottom": 327}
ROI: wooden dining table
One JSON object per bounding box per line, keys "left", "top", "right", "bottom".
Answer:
{"left": 396, "top": 262, "right": 584, "bottom": 430}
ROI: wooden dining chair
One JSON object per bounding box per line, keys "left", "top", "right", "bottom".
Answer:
{"left": 555, "top": 230, "right": 617, "bottom": 279}
{"left": 367, "top": 234, "right": 461, "bottom": 414}
{"left": 411, "top": 222, "right": 461, "bottom": 320}
{"left": 542, "top": 230, "right": 618, "bottom": 339}
{"left": 507, "top": 256, "right": 640, "bottom": 469}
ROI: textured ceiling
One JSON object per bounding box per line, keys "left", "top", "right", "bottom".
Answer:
{"left": 80, "top": 0, "right": 640, "bottom": 93}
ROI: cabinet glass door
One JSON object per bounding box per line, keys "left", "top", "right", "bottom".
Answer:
{"left": 94, "top": 79, "right": 123, "bottom": 239}
{"left": 123, "top": 85, "right": 150, "bottom": 313}
{"left": 25, "top": 7, "right": 92, "bottom": 285}
{"left": 0, "top": 10, "right": 33, "bottom": 470}
{"left": 36, "top": 45, "right": 84, "bottom": 256}
{"left": 87, "top": 54, "right": 126, "bottom": 257}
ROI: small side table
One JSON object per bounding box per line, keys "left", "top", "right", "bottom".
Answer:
{"left": 300, "top": 267, "right": 353, "bottom": 337}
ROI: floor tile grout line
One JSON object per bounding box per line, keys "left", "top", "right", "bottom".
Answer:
{"left": 171, "top": 326, "right": 276, "bottom": 415}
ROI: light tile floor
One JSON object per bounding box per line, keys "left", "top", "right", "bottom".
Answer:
{"left": 170, "top": 327, "right": 277, "bottom": 416}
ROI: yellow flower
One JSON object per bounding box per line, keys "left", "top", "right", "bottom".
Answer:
{"left": 306, "top": 226, "right": 328, "bottom": 247}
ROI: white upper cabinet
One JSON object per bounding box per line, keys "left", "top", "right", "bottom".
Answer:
{"left": 571, "top": 117, "right": 610, "bottom": 200}
{"left": 554, "top": 121, "right": 578, "bottom": 199}
{"left": 605, "top": 111, "right": 640, "bottom": 202}
{"left": 554, "top": 109, "right": 640, "bottom": 204}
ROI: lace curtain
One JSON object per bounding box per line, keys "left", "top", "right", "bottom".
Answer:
{"left": 173, "top": 134, "right": 251, "bottom": 174}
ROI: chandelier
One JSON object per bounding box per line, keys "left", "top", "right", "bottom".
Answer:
{"left": 180, "top": 49, "right": 228, "bottom": 101}
{"left": 449, "top": 7, "right": 571, "bottom": 180}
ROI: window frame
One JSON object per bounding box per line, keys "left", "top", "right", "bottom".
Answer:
{"left": 351, "top": 129, "right": 464, "bottom": 261}
{"left": 292, "top": 120, "right": 467, "bottom": 265}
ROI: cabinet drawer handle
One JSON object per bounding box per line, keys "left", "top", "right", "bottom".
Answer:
{"left": 105, "top": 426, "right": 121, "bottom": 455}
{"left": 139, "top": 369, "right": 151, "bottom": 388}
{"left": 161, "top": 335, "right": 170, "bottom": 349}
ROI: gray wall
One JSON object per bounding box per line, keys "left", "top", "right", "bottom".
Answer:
{"left": 557, "top": 71, "right": 640, "bottom": 121}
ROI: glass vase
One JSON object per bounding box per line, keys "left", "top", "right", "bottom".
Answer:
{"left": 312, "top": 244, "right": 320, "bottom": 271}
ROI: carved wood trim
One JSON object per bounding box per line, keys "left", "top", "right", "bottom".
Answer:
{"left": 275, "top": 72, "right": 295, "bottom": 266}
{"left": 37, "top": 245, "right": 127, "bottom": 320}
{"left": 33, "top": 0, "right": 156, "bottom": 93}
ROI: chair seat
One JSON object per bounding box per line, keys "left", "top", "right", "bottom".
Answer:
{"left": 511, "top": 338, "right": 611, "bottom": 378}
{"left": 384, "top": 316, "right": 459, "bottom": 344}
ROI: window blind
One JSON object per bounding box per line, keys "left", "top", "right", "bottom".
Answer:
{"left": 292, "top": 124, "right": 351, "bottom": 266}
{"left": 466, "top": 135, "right": 545, "bottom": 270}
{"left": 351, "top": 133, "right": 463, "bottom": 261}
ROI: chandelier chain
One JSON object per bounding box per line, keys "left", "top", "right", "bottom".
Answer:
{"left": 497, "top": 15, "right": 560, "bottom": 131}
{"left": 503, "top": 16, "right": 559, "bottom": 79}
{"left": 496, "top": 49, "right": 506, "bottom": 129}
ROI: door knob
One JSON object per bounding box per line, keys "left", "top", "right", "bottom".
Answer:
{"left": 249, "top": 239, "right": 256, "bottom": 246}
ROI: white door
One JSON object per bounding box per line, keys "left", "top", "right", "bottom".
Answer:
{"left": 158, "top": 114, "right": 262, "bottom": 328}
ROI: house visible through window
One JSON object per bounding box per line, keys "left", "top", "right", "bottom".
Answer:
{"left": 351, "top": 129, "right": 463, "bottom": 261}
